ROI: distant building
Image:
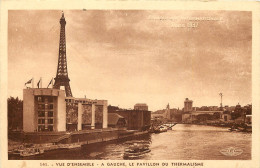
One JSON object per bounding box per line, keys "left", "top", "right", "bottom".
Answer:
{"left": 151, "top": 104, "right": 171, "bottom": 120}
{"left": 134, "top": 103, "right": 148, "bottom": 111}
{"left": 245, "top": 115, "right": 252, "bottom": 125}
{"left": 209, "top": 106, "right": 219, "bottom": 111}
{"left": 182, "top": 111, "right": 223, "bottom": 123}
{"left": 224, "top": 105, "right": 236, "bottom": 112}
{"left": 108, "top": 113, "right": 126, "bottom": 128}
{"left": 230, "top": 103, "right": 248, "bottom": 124}
{"left": 182, "top": 100, "right": 252, "bottom": 124}
{"left": 108, "top": 109, "right": 151, "bottom": 131}
{"left": 108, "top": 105, "right": 120, "bottom": 112}
{"left": 184, "top": 98, "right": 193, "bottom": 112}
{"left": 220, "top": 111, "right": 232, "bottom": 122}
{"left": 192, "top": 107, "right": 198, "bottom": 111}
{"left": 170, "top": 108, "right": 182, "bottom": 122}
{"left": 23, "top": 88, "right": 108, "bottom": 132}
{"left": 165, "top": 103, "right": 171, "bottom": 120}
{"left": 200, "top": 106, "right": 209, "bottom": 111}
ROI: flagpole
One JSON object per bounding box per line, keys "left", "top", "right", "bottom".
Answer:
{"left": 40, "top": 77, "right": 42, "bottom": 88}
{"left": 32, "top": 77, "right": 34, "bottom": 88}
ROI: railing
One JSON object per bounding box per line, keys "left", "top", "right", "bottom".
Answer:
{"left": 52, "top": 134, "right": 71, "bottom": 143}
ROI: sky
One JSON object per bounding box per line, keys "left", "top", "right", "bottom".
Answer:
{"left": 8, "top": 10, "right": 252, "bottom": 111}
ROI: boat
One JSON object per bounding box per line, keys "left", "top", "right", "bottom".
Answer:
{"left": 10, "top": 145, "right": 25, "bottom": 155}
{"left": 19, "top": 148, "right": 44, "bottom": 157}
{"left": 151, "top": 125, "right": 168, "bottom": 133}
{"left": 229, "top": 123, "right": 252, "bottom": 132}
{"left": 238, "top": 125, "right": 252, "bottom": 132}
{"left": 123, "top": 142, "right": 150, "bottom": 159}
{"left": 159, "top": 126, "right": 167, "bottom": 132}
{"left": 58, "top": 143, "right": 81, "bottom": 149}
{"left": 228, "top": 128, "right": 239, "bottom": 132}
{"left": 153, "top": 129, "right": 161, "bottom": 134}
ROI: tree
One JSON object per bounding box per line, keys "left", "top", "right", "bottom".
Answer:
{"left": 231, "top": 111, "right": 241, "bottom": 120}
{"left": 244, "top": 105, "right": 252, "bottom": 115}
{"left": 212, "top": 112, "right": 221, "bottom": 120}
{"left": 8, "top": 96, "right": 23, "bottom": 130}
{"left": 197, "top": 114, "right": 211, "bottom": 122}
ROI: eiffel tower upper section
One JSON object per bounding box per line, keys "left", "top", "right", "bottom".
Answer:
{"left": 53, "top": 12, "right": 73, "bottom": 97}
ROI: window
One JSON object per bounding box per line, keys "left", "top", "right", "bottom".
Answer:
{"left": 38, "top": 119, "right": 45, "bottom": 124}
{"left": 48, "top": 111, "right": 53, "bottom": 117}
{"left": 37, "top": 96, "right": 43, "bottom": 102}
{"left": 38, "top": 104, "right": 45, "bottom": 110}
{"left": 38, "top": 125, "right": 45, "bottom": 131}
{"left": 48, "top": 104, "right": 53, "bottom": 109}
{"left": 38, "top": 111, "right": 45, "bottom": 117}
{"left": 224, "top": 116, "right": 227, "bottom": 121}
{"left": 48, "top": 125, "right": 53, "bottom": 131}
{"left": 48, "top": 119, "right": 53, "bottom": 124}
{"left": 44, "top": 97, "right": 49, "bottom": 103}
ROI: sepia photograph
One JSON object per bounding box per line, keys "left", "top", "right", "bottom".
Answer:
{"left": 1, "top": 1, "right": 260, "bottom": 168}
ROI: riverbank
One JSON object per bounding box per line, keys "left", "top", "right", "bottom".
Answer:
{"left": 8, "top": 128, "right": 149, "bottom": 157}
{"left": 181, "top": 122, "right": 252, "bottom": 132}
{"left": 182, "top": 122, "right": 232, "bottom": 127}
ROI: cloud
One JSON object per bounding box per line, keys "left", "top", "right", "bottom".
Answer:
{"left": 8, "top": 10, "right": 252, "bottom": 110}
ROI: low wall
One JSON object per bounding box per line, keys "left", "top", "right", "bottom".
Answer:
{"left": 10, "top": 128, "right": 145, "bottom": 144}
{"left": 65, "top": 130, "right": 120, "bottom": 144}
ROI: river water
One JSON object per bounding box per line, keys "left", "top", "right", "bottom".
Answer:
{"left": 11, "top": 124, "right": 251, "bottom": 160}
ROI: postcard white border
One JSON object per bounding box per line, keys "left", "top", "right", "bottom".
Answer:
{"left": 0, "top": 1, "right": 259, "bottom": 168}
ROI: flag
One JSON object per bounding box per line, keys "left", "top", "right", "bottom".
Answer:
{"left": 25, "top": 78, "right": 33, "bottom": 85}
{"left": 37, "top": 78, "right": 41, "bottom": 88}
{"left": 47, "top": 78, "right": 53, "bottom": 88}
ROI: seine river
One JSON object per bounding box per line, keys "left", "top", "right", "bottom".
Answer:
{"left": 12, "top": 124, "right": 251, "bottom": 160}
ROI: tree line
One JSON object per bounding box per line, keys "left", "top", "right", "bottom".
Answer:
{"left": 8, "top": 96, "right": 23, "bottom": 131}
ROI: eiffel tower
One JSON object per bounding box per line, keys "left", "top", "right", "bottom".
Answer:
{"left": 53, "top": 12, "right": 73, "bottom": 97}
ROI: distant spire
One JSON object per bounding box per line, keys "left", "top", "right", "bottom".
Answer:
{"left": 62, "top": 11, "right": 64, "bottom": 18}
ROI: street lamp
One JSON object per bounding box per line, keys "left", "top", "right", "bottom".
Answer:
{"left": 219, "top": 93, "right": 223, "bottom": 110}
